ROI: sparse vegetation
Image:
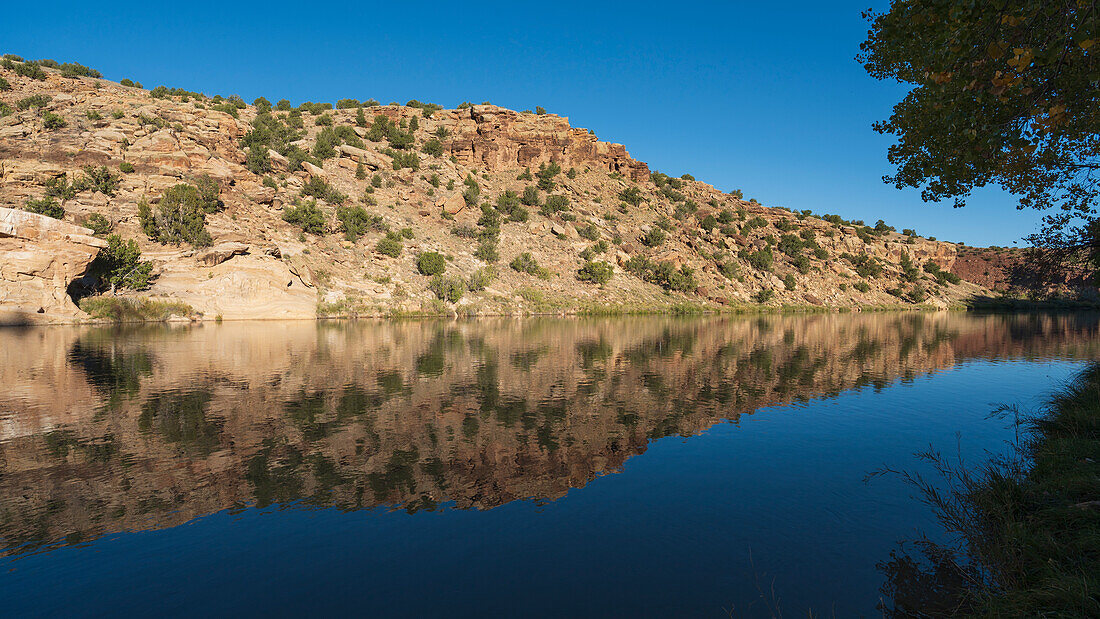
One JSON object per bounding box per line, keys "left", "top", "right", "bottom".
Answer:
{"left": 282, "top": 199, "right": 326, "bottom": 235}
{"left": 417, "top": 251, "right": 447, "bottom": 276}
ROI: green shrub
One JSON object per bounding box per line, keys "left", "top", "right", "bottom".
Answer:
{"left": 782, "top": 273, "right": 797, "bottom": 290}
{"left": 428, "top": 274, "right": 466, "bottom": 303}
{"left": 138, "top": 185, "right": 214, "bottom": 247}
{"left": 89, "top": 234, "right": 152, "bottom": 292}
{"left": 577, "top": 224, "right": 600, "bottom": 241}
{"left": 521, "top": 185, "right": 541, "bottom": 206}
{"left": 417, "top": 251, "right": 446, "bottom": 275}
{"left": 467, "top": 267, "right": 495, "bottom": 291}
{"left": 535, "top": 106, "right": 547, "bottom": 115}
{"left": 853, "top": 281, "right": 870, "bottom": 293}
{"left": 119, "top": 161, "right": 135, "bottom": 174}
{"left": 541, "top": 194, "right": 569, "bottom": 216}
{"left": 792, "top": 254, "right": 811, "bottom": 274}
{"left": 336, "top": 205, "right": 378, "bottom": 241}
{"left": 718, "top": 260, "right": 740, "bottom": 279}
{"left": 85, "top": 109, "right": 102, "bottom": 120}
{"left": 909, "top": 284, "right": 928, "bottom": 303}
{"left": 421, "top": 139, "right": 443, "bottom": 157}
{"left": 74, "top": 165, "right": 121, "bottom": 196}
{"left": 536, "top": 161, "right": 561, "bottom": 191}
{"left": 743, "top": 246, "right": 774, "bottom": 270}
{"left": 282, "top": 199, "right": 326, "bottom": 235}
{"left": 754, "top": 288, "right": 775, "bottom": 303}
{"left": 17, "top": 94, "right": 51, "bottom": 110}
{"left": 301, "top": 176, "right": 346, "bottom": 204}
{"left": 576, "top": 260, "right": 613, "bottom": 284}
{"left": 25, "top": 197, "right": 65, "bottom": 219}
{"left": 0, "top": 76, "right": 10, "bottom": 91}
{"left": 84, "top": 213, "right": 113, "bottom": 236}
{"left": 641, "top": 228, "right": 666, "bottom": 247}
{"left": 517, "top": 167, "right": 533, "bottom": 181}
{"left": 59, "top": 62, "right": 101, "bottom": 78}
{"left": 619, "top": 186, "right": 644, "bottom": 206}
{"left": 376, "top": 234, "right": 403, "bottom": 257}
{"left": 475, "top": 240, "right": 500, "bottom": 262}
{"left": 13, "top": 61, "right": 47, "bottom": 80}
{"left": 510, "top": 252, "right": 547, "bottom": 277}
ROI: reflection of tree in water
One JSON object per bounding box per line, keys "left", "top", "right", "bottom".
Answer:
{"left": 0, "top": 314, "right": 1097, "bottom": 558}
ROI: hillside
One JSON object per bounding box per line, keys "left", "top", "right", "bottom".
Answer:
{"left": 0, "top": 56, "right": 990, "bottom": 323}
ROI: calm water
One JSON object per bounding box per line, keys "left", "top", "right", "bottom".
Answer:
{"left": 1, "top": 314, "right": 1097, "bottom": 617}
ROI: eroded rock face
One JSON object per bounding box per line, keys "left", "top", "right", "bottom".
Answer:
{"left": 0, "top": 207, "right": 105, "bottom": 323}
{"left": 444, "top": 106, "right": 651, "bottom": 181}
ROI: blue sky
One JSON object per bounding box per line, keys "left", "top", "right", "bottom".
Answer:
{"left": 3, "top": 1, "right": 1041, "bottom": 246}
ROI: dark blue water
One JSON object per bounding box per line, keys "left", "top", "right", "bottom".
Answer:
{"left": 0, "top": 314, "right": 1096, "bottom": 616}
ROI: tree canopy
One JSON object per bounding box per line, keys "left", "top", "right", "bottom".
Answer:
{"left": 860, "top": 1, "right": 1100, "bottom": 278}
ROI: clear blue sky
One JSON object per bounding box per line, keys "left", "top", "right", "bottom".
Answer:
{"left": 4, "top": 1, "right": 1041, "bottom": 246}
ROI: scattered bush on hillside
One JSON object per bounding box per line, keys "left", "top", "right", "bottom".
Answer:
{"left": 619, "top": 186, "right": 644, "bottom": 206}
{"left": 640, "top": 228, "right": 666, "bottom": 247}
{"left": 428, "top": 274, "right": 466, "bottom": 303}
{"left": 576, "top": 261, "right": 613, "bottom": 284}
{"left": 138, "top": 184, "right": 217, "bottom": 247}
{"left": 536, "top": 161, "right": 561, "bottom": 191}
{"left": 540, "top": 194, "right": 569, "bottom": 217}
{"left": 301, "top": 176, "right": 347, "bottom": 204}
{"left": 417, "top": 251, "right": 447, "bottom": 276}
{"left": 375, "top": 233, "right": 403, "bottom": 257}
{"left": 84, "top": 213, "right": 113, "bottom": 236}
{"left": 25, "top": 198, "right": 65, "bottom": 219}
{"left": 282, "top": 199, "right": 326, "bottom": 235}
{"left": 510, "top": 252, "right": 549, "bottom": 278}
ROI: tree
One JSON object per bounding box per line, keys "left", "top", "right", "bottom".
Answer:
{"left": 90, "top": 234, "right": 152, "bottom": 293}
{"left": 860, "top": 2, "right": 1100, "bottom": 281}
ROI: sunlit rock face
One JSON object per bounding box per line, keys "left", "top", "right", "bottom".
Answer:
{"left": 0, "top": 313, "right": 1097, "bottom": 556}
{"left": 0, "top": 207, "right": 106, "bottom": 324}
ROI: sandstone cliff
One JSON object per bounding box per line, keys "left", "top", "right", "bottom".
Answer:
{"left": 0, "top": 60, "right": 990, "bottom": 322}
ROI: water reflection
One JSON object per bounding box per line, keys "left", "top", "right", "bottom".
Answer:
{"left": 0, "top": 314, "right": 1097, "bottom": 559}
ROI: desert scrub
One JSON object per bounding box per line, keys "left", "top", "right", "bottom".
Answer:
{"left": 282, "top": 199, "right": 326, "bottom": 235}
{"left": 428, "top": 274, "right": 466, "bottom": 303}
{"left": 138, "top": 183, "right": 220, "bottom": 247}
{"left": 25, "top": 198, "right": 65, "bottom": 219}
{"left": 510, "top": 252, "right": 549, "bottom": 278}
{"left": 375, "top": 234, "right": 403, "bottom": 257}
{"left": 79, "top": 297, "right": 193, "bottom": 322}
{"left": 576, "top": 261, "right": 613, "bottom": 284}
{"left": 417, "top": 251, "right": 446, "bottom": 275}
{"left": 88, "top": 234, "right": 152, "bottom": 292}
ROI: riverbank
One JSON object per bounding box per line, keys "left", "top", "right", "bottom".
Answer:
{"left": 881, "top": 363, "right": 1100, "bottom": 616}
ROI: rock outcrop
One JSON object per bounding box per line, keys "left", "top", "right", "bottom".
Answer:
{"left": 0, "top": 62, "right": 1000, "bottom": 322}
{"left": 0, "top": 207, "right": 105, "bottom": 323}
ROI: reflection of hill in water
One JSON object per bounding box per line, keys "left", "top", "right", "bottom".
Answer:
{"left": 1, "top": 314, "right": 1097, "bottom": 557}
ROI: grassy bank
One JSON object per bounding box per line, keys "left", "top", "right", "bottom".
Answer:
{"left": 879, "top": 364, "right": 1100, "bottom": 616}
{"left": 79, "top": 297, "right": 195, "bottom": 323}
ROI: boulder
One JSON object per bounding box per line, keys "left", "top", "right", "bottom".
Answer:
{"left": 194, "top": 242, "right": 249, "bottom": 267}
{"left": 0, "top": 207, "right": 107, "bottom": 323}
{"left": 441, "top": 192, "right": 466, "bottom": 215}
{"left": 302, "top": 161, "right": 325, "bottom": 179}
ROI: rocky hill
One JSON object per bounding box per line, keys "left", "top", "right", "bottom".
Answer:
{"left": 0, "top": 56, "right": 990, "bottom": 323}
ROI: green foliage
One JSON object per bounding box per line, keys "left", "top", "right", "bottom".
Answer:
{"left": 535, "top": 106, "right": 547, "bottom": 115}
{"left": 84, "top": 109, "right": 101, "bottom": 121}
{"left": 640, "top": 227, "right": 666, "bottom": 247}
{"left": 475, "top": 240, "right": 500, "bottom": 262}
{"left": 541, "top": 194, "right": 569, "bottom": 216}
{"left": 119, "top": 161, "right": 135, "bottom": 173}
{"left": 843, "top": 253, "right": 884, "bottom": 278}
{"left": 619, "top": 186, "right": 644, "bottom": 206}
{"left": 777, "top": 233, "right": 805, "bottom": 257}
{"left": 17, "top": 94, "right": 51, "bottom": 110}
{"left": 301, "top": 176, "right": 346, "bottom": 204}
{"left": 510, "top": 252, "right": 548, "bottom": 277}
{"left": 782, "top": 273, "right": 797, "bottom": 290}
{"left": 924, "top": 260, "right": 962, "bottom": 285}
{"left": 376, "top": 234, "right": 403, "bottom": 257}
{"left": 861, "top": 1, "right": 1100, "bottom": 264}
{"left": 59, "top": 62, "right": 100, "bottom": 78}
{"left": 521, "top": 185, "right": 541, "bottom": 206}
{"left": 576, "top": 260, "right": 613, "bottom": 284}
{"left": 89, "top": 234, "right": 152, "bottom": 291}
{"left": 718, "top": 260, "right": 740, "bottom": 279}
{"left": 389, "top": 149, "right": 420, "bottom": 170}
{"left": 25, "top": 197, "right": 65, "bottom": 219}
{"left": 84, "top": 213, "right": 113, "bottom": 236}
{"left": 742, "top": 246, "right": 774, "bottom": 270}
{"left": 417, "top": 251, "right": 447, "bottom": 276}
{"left": 421, "top": 138, "right": 443, "bottom": 157}
{"left": 577, "top": 224, "right": 601, "bottom": 241}
{"left": 240, "top": 111, "right": 306, "bottom": 172}
{"left": 753, "top": 288, "right": 775, "bottom": 303}
{"left": 0, "top": 76, "right": 10, "bottom": 91}
{"left": 467, "top": 267, "right": 495, "bottom": 291}
{"left": 623, "top": 256, "right": 696, "bottom": 292}
{"left": 336, "top": 205, "right": 381, "bottom": 241}
{"left": 12, "top": 60, "right": 47, "bottom": 80}
{"left": 428, "top": 274, "right": 466, "bottom": 303}
{"left": 139, "top": 184, "right": 215, "bottom": 247}
{"left": 282, "top": 199, "right": 326, "bottom": 235}
{"left": 536, "top": 161, "right": 561, "bottom": 191}
{"left": 853, "top": 281, "right": 871, "bottom": 293}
